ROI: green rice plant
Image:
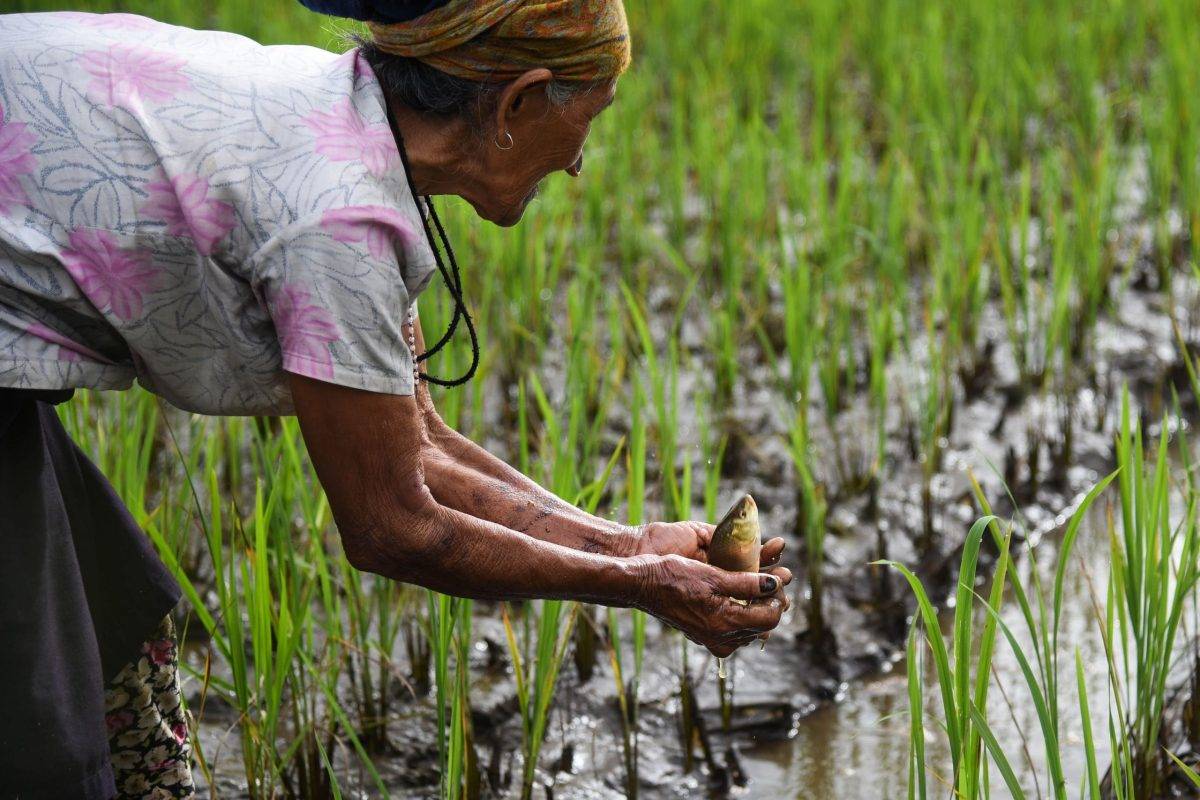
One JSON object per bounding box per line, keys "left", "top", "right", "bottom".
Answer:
{"left": 671, "top": 391, "right": 699, "bottom": 773}
{"left": 333, "top": 566, "right": 407, "bottom": 751}
{"left": 1077, "top": 650, "right": 1102, "bottom": 800}
{"left": 504, "top": 356, "right": 618, "bottom": 799}
{"left": 621, "top": 282, "right": 687, "bottom": 520}
{"left": 429, "top": 590, "right": 478, "bottom": 799}
{"left": 1108, "top": 391, "right": 1200, "bottom": 796}
{"left": 913, "top": 312, "right": 953, "bottom": 550}
{"left": 675, "top": 403, "right": 726, "bottom": 775}
{"left": 815, "top": 291, "right": 856, "bottom": 485}
{"left": 1166, "top": 750, "right": 1200, "bottom": 791}
{"left": 991, "top": 161, "right": 1042, "bottom": 386}
{"left": 606, "top": 367, "right": 649, "bottom": 798}
{"left": 905, "top": 622, "right": 927, "bottom": 800}
{"left": 779, "top": 220, "right": 817, "bottom": 417}
{"left": 148, "top": 477, "right": 342, "bottom": 799}
{"left": 881, "top": 515, "right": 1007, "bottom": 796}
{"left": 888, "top": 460, "right": 1113, "bottom": 798}
{"left": 788, "top": 411, "right": 828, "bottom": 644}
{"left": 866, "top": 292, "right": 896, "bottom": 482}
{"left": 502, "top": 600, "right": 579, "bottom": 800}
{"left": 926, "top": 110, "right": 992, "bottom": 393}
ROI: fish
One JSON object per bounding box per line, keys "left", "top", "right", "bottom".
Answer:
{"left": 709, "top": 493, "right": 762, "bottom": 575}
{"left": 709, "top": 494, "right": 765, "bottom": 673}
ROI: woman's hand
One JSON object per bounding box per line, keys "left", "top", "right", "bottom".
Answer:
{"left": 634, "top": 521, "right": 787, "bottom": 570}
{"left": 630, "top": 554, "right": 793, "bottom": 657}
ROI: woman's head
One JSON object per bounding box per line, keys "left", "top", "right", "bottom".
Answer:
{"left": 363, "top": 44, "right": 615, "bottom": 225}
{"left": 354, "top": 0, "right": 630, "bottom": 226}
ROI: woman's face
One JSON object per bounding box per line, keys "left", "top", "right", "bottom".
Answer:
{"left": 468, "top": 75, "right": 617, "bottom": 227}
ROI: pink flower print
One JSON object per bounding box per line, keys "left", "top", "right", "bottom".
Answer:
{"left": 105, "top": 710, "right": 134, "bottom": 736}
{"left": 272, "top": 285, "right": 339, "bottom": 380}
{"left": 304, "top": 100, "right": 397, "bottom": 176}
{"left": 320, "top": 206, "right": 417, "bottom": 260}
{"left": 0, "top": 102, "right": 36, "bottom": 215}
{"left": 142, "top": 637, "right": 175, "bottom": 666}
{"left": 171, "top": 722, "right": 188, "bottom": 744}
{"left": 79, "top": 46, "right": 191, "bottom": 108}
{"left": 61, "top": 229, "right": 159, "bottom": 321}
{"left": 141, "top": 174, "right": 235, "bottom": 256}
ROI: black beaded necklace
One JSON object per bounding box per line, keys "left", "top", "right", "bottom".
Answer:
{"left": 387, "top": 111, "right": 480, "bottom": 388}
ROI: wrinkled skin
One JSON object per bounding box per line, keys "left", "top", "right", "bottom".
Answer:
{"left": 389, "top": 69, "right": 614, "bottom": 226}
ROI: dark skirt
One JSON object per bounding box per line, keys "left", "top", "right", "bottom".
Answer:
{"left": 0, "top": 389, "right": 181, "bottom": 800}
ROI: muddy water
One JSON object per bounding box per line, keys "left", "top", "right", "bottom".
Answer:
{"left": 735, "top": 511, "right": 1114, "bottom": 799}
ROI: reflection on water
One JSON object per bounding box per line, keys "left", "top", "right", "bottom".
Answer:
{"left": 742, "top": 671, "right": 923, "bottom": 799}
{"left": 737, "top": 516, "right": 1113, "bottom": 799}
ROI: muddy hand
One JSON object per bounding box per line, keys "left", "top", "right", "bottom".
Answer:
{"left": 631, "top": 554, "right": 791, "bottom": 658}
{"left": 633, "top": 520, "right": 715, "bottom": 561}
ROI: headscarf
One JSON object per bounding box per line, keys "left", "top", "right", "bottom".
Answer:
{"left": 366, "top": 0, "right": 631, "bottom": 83}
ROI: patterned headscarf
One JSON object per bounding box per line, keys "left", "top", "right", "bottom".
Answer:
{"left": 367, "top": 0, "right": 631, "bottom": 83}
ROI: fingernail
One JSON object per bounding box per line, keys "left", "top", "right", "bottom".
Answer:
{"left": 760, "top": 575, "right": 779, "bottom": 593}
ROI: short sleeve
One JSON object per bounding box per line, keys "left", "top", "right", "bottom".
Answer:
{"left": 249, "top": 206, "right": 425, "bottom": 396}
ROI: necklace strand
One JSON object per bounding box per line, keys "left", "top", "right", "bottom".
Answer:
{"left": 386, "top": 110, "right": 480, "bottom": 388}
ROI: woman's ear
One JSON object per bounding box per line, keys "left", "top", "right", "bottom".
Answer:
{"left": 494, "top": 68, "right": 553, "bottom": 139}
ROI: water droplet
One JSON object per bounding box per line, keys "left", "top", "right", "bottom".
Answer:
{"left": 717, "top": 657, "right": 727, "bottom": 679}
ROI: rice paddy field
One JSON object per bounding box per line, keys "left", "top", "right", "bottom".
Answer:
{"left": 9, "top": 0, "right": 1200, "bottom": 796}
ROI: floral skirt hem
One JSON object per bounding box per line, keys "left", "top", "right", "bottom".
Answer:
{"left": 104, "top": 615, "right": 195, "bottom": 799}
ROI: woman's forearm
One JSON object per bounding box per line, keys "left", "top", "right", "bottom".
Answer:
{"left": 353, "top": 488, "right": 646, "bottom": 606}
{"left": 410, "top": 314, "right": 637, "bottom": 556}
{"left": 423, "top": 419, "right": 640, "bottom": 556}
{"left": 289, "top": 373, "right": 788, "bottom": 657}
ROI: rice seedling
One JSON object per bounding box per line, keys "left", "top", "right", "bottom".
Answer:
{"left": 1107, "top": 392, "right": 1200, "bottom": 796}
{"left": 502, "top": 339, "right": 620, "bottom": 798}
{"left": 788, "top": 411, "right": 829, "bottom": 645}
{"left": 429, "top": 591, "right": 479, "bottom": 799}
{"left": 991, "top": 160, "right": 1041, "bottom": 387}
{"left": 606, "top": 368, "right": 649, "bottom": 798}
{"left": 886, "top": 462, "right": 1113, "bottom": 798}
{"left": 502, "top": 598, "right": 578, "bottom": 800}
{"left": 148, "top": 476, "right": 344, "bottom": 799}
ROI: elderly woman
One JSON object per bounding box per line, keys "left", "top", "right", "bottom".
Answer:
{"left": 0, "top": 1, "right": 790, "bottom": 797}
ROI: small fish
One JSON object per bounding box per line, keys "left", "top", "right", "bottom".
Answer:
{"left": 710, "top": 495, "right": 765, "bottom": 673}
{"left": 709, "top": 493, "right": 762, "bottom": 575}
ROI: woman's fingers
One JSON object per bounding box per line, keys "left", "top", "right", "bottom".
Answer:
{"left": 763, "top": 565, "right": 792, "bottom": 587}
{"left": 717, "top": 569, "right": 782, "bottom": 603}
{"left": 760, "top": 537, "right": 785, "bottom": 567}
{"left": 723, "top": 595, "right": 785, "bottom": 633}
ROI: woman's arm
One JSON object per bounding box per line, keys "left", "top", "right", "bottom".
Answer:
{"left": 409, "top": 315, "right": 711, "bottom": 560}
{"left": 289, "top": 373, "right": 790, "bottom": 656}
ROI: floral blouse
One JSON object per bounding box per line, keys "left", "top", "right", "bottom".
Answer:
{"left": 0, "top": 12, "right": 436, "bottom": 415}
